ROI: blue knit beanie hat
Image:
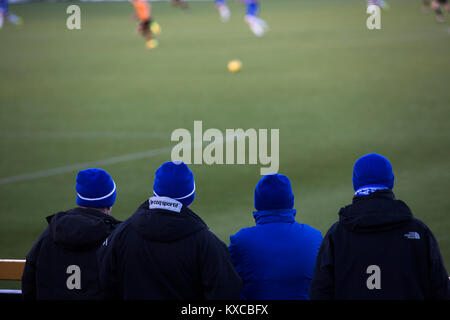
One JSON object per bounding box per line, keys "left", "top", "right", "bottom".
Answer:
{"left": 153, "top": 161, "right": 195, "bottom": 207}
{"left": 76, "top": 168, "right": 117, "bottom": 208}
{"left": 352, "top": 153, "right": 394, "bottom": 191}
{"left": 254, "top": 173, "right": 294, "bottom": 211}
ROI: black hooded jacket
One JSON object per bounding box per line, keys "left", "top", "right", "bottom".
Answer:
{"left": 98, "top": 199, "right": 242, "bottom": 300}
{"left": 21, "top": 207, "right": 121, "bottom": 300}
{"left": 309, "top": 190, "right": 449, "bottom": 300}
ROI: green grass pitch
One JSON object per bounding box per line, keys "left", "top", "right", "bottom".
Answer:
{"left": 0, "top": 0, "right": 449, "bottom": 289}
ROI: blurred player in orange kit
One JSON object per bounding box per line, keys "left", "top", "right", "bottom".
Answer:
{"left": 130, "top": 0, "right": 161, "bottom": 50}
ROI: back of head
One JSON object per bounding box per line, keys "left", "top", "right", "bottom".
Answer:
{"left": 153, "top": 161, "right": 195, "bottom": 207}
{"left": 352, "top": 153, "right": 394, "bottom": 192}
{"left": 254, "top": 173, "right": 294, "bottom": 211}
{"left": 76, "top": 168, "right": 117, "bottom": 208}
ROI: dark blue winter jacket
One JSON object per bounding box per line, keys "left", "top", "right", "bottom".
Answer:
{"left": 228, "top": 209, "right": 323, "bottom": 300}
{"left": 98, "top": 199, "right": 242, "bottom": 300}
{"left": 22, "top": 207, "right": 121, "bottom": 300}
{"left": 309, "top": 190, "right": 450, "bottom": 300}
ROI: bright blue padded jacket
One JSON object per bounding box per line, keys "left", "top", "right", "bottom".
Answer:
{"left": 229, "top": 208, "right": 323, "bottom": 300}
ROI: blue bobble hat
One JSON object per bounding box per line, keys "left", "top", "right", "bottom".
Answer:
{"left": 352, "top": 153, "right": 394, "bottom": 191}
{"left": 254, "top": 173, "right": 294, "bottom": 211}
{"left": 76, "top": 168, "right": 117, "bottom": 208}
{"left": 153, "top": 161, "right": 195, "bottom": 207}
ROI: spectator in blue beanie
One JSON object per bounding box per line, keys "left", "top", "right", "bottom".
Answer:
{"left": 228, "top": 173, "right": 323, "bottom": 300}
{"left": 99, "top": 161, "right": 242, "bottom": 300}
{"left": 310, "top": 153, "right": 450, "bottom": 300}
{"left": 22, "top": 168, "right": 121, "bottom": 300}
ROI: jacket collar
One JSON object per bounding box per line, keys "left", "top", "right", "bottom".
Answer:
{"left": 352, "top": 189, "right": 395, "bottom": 203}
{"left": 340, "top": 189, "right": 412, "bottom": 233}
{"left": 253, "top": 209, "right": 296, "bottom": 225}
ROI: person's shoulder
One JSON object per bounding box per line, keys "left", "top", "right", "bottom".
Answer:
{"left": 45, "top": 208, "right": 72, "bottom": 224}
{"left": 320, "top": 221, "right": 341, "bottom": 239}
{"left": 297, "top": 222, "right": 324, "bottom": 238}
{"left": 183, "top": 227, "right": 229, "bottom": 254}
{"left": 115, "top": 211, "right": 137, "bottom": 230}
{"left": 34, "top": 225, "right": 52, "bottom": 245}
{"left": 106, "top": 209, "right": 138, "bottom": 242}
{"left": 297, "top": 221, "right": 321, "bottom": 232}
{"left": 229, "top": 224, "right": 257, "bottom": 242}
{"left": 227, "top": 226, "right": 257, "bottom": 254}
{"left": 408, "top": 216, "right": 436, "bottom": 237}
{"left": 409, "top": 216, "right": 429, "bottom": 228}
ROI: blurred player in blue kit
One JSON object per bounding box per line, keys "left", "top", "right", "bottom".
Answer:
{"left": 215, "top": 0, "right": 231, "bottom": 22}
{"left": 367, "top": 0, "right": 389, "bottom": 9}
{"left": 215, "top": 0, "right": 268, "bottom": 37}
{"left": 0, "top": 0, "right": 22, "bottom": 29}
{"left": 244, "top": 0, "right": 268, "bottom": 37}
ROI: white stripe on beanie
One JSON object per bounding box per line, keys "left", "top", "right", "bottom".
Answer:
{"left": 77, "top": 181, "right": 116, "bottom": 201}
{"left": 153, "top": 183, "right": 195, "bottom": 200}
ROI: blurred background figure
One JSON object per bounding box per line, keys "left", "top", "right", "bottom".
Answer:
{"left": 423, "top": 0, "right": 431, "bottom": 13}
{"left": 367, "top": 0, "right": 389, "bottom": 9}
{"left": 215, "top": 0, "right": 231, "bottom": 22}
{"left": 0, "top": 0, "right": 22, "bottom": 29}
{"left": 431, "top": 0, "right": 450, "bottom": 22}
{"left": 170, "top": 0, "right": 189, "bottom": 10}
{"left": 130, "top": 0, "right": 161, "bottom": 50}
{"left": 214, "top": 0, "right": 268, "bottom": 36}
{"left": 244, "top": 0, "right": 268, "bottom": 37}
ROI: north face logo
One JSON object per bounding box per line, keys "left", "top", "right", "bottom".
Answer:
{"left": 404, "top": 232, "right": 420, "bottom": 240}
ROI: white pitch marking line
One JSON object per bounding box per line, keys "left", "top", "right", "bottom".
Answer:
{"left": 0, "top": 131, "right": 169, "bottom": 139}
{"left": 0, "top": 146, "right": 173, "bottom": 185}
{"left": 0, "top": 134, "right": 244, "bottom": 185}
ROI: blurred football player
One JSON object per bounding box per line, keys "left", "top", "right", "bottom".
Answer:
{"left": 366, "top": 0, "right": 389, "bottom": 9}
{"left": 244, "top": 0, "right": 268, "bottom": 37}
{"left": 0, "top": 0, "right": 22, "bottom": 29}
{"left": 431, "top": 0, "right": 450, "bottom": 22}
{"left": 214, "top": 0, "right": 268, "bottom": 37}
{"left": 130, "top": 0, "right": 161, "bottom": 50}
{"left": 215, "top": 0, "right": 231, "bottom": 22}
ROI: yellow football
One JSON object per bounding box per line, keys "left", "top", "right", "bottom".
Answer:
{"left": 227, "top": 59, "right": 242, "bottom": 73}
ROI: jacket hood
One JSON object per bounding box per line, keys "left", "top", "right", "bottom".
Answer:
{"left": 48, "top": 207, "right": 120, "bottom": 250}
{"left": 130, "top": 199, "right": 207, "bottom": 243}
{"left": 338, "top": 190, "right": 413, "bottom": 233}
